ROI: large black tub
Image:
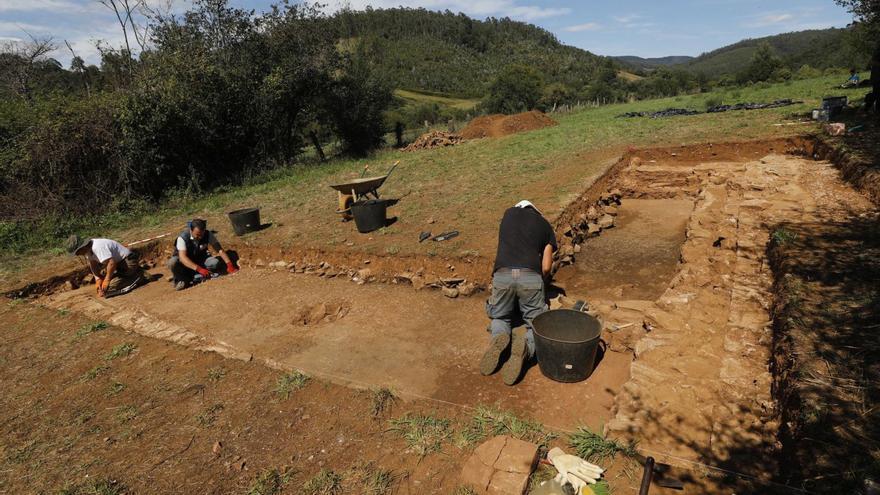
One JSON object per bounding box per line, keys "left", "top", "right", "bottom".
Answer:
{"left": 532, "top": 309, "right": 602, "bottom": 383}
{"left": 351, "top": 199, "right": 387, "bottom": 233}
{"left": 228, "top": 207, "right": 261, "bottom": 236}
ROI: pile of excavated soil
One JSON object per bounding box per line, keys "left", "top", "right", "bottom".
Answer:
{"left": 460, "top": 110, "right": 557, "bottom": 139}
{"left": 403, "top": 130, "right": 464, "bottom": 151}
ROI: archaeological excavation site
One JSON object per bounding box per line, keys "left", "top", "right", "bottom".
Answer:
{"left": 5, "top": 133, "right": 877, "bottom": 494}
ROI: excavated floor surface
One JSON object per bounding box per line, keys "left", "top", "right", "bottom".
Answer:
{"left": 43, "top": 271, "right": 631, "bottom": 432}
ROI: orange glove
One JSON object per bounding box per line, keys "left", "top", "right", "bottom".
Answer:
{"left": 98, "top": 277, "right": 111, "bottom": 298}
{"left": 196, "top": 266, "right": 210, "bottom": 277}
{"left": 95, "top": 277, "right": 104, "bottom": 296}
{"left": 226, "top": 262, "right": 238, "bottom": 274}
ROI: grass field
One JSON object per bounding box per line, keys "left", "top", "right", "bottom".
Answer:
{"left": 0, "top": 72, "right": 863, "bottom": 285}
{"left": 394, "top": 89, "right": 481, "bottom": 111}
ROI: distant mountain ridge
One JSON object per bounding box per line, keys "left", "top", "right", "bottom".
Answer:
{"left": 615, "top": 27, "right": 867, "bottom": 78}
{"left": 614, "top": 55, "right": 695, "bottom": 70}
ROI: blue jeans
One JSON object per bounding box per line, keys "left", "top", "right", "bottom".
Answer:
{"left": 486, "top": 268, "right": 547, "bottom": 358}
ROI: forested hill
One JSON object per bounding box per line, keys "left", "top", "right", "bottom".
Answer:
{"left": 330, "top": 8, "right": 608, "bottom": 97}
{"left": 682, "top": 27, "right": 868, "bottom": 77}
{"left": 614, "top": 55, "right": 695, "bottom": 71}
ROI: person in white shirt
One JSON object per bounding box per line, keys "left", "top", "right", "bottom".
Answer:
{"left": 67, "top": 236, "right": 145, "bottom": 297}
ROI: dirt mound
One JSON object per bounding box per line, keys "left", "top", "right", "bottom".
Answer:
{"left": 292, "top": 300, "right": 351, "bottom": 326}
{"left": 460, "top": 110, "right": 557, "bottom": 139}
{"left": 404, "top": 131, "right": 464, "bottom": 151}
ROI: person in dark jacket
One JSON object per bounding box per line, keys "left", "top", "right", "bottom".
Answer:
{"left": 167, "top": 219, "right": 238, "bottom": 290}
{"left": 480, "top": 200, "right": 557, "bottom": 385}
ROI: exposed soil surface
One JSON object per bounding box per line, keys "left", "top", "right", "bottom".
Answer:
{"left": 8, "top": 134, "right": 880, "bottom": 494}
{"left": 42, "top": 269, "right": 632, "bottom": 433}
{"left": 460, "top": 111, "right": 557, "bottom": 139}
{"left": 554, "top": 199, "right": 693, "bottom": 301}
{"left": 0, "top": 302, "right": 467, "bottom": 494}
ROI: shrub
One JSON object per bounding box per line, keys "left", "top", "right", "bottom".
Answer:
{"left": 483, "top": 64, "right": 544, "bottom": 114}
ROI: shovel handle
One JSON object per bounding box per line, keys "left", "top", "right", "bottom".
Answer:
{"left": 639, "top": 456, "right": 655, "bottom": 495}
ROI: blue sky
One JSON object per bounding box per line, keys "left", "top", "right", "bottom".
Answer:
{"left": 0, "top": 0, "right": 856, "bottom": 65}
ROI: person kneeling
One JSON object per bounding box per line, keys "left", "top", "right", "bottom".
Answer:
{"left": 67, "top": 235, "right": 146, "bottom": 298}
{"left": 167, "top": 218, "right": 238, "bottom": 290}
{"left": 480, "top": 200, "right": 556, "bottom": 386}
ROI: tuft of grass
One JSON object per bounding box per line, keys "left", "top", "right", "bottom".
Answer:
{"left": 275, "top": 370, "right": 311, "bottom": 399}
{"left": 301, "top": 469, "right": 343, "bottom": 495}
{"left": 80, "top": 364, "right": 110, "bottom": 381}
{"left": 6, "top": 439, "right": 37, "bottom": 464}
{"left": 115, "top": 405, "right": 138, "bottom": 424}
{"left": 527, "top": 463, "right": 558, "bottom": 493}
{"left": 452, "top": 487, "right": 478, "bottom": 495}
{"left": 59, "top": 479, "right": 126, "bottom": 495}
{"left": 387, "top": 413, "right": 452, "bottom": 457}
{"left": 456, "top": 405, "right": 556, "bottom": 448}
{"left": 207, "top": 366, "right": 227, "bottom": 381}
{"left": 771, "top": 227, "right": 798, "bottom": 247}
{"left": 568, "top": 426, "right": 637, "bottom": 463}
{"left": 76, "top": 321, "right": 108, "bottom": 338}
{"left": 370, "top": 387, "right": 398, "bottom": 418}
{"left": 247, "top": 467, "right": 294, "bottom": 495}
{"left": 106, "top": 381, "right": 126, "bottom": 397}
{"left": 346, "top": 462, "right": 398, "bottom": 495}
{"left": 104, "top": 342, "right": 136, "bottom": 361}
{"left": 196, "top": 404, "right": 225, "bottom": 427}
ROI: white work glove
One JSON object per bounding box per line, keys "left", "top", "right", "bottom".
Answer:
{"left": 547, "top": 447, "right": 604, "bottom": 491}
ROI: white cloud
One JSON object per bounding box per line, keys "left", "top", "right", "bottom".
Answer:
{"left": 563, "top": 22, "right": 601, "bottom": 32}
{"left": 749, "top": 13, "right": 794, "bottom": 27}
{"left": 0, "top": 0, "right": 91, "bottom": 13}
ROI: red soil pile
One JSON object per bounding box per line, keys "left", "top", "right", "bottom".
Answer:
{"left": 460, "top": 110, "right": 558, "bottom": 139}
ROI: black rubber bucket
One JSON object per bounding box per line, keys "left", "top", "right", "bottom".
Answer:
{"left": 351, "top": 199, "right": 387, "bottom": 233}
{"left": 228, "top": 207, "right": 261, "bottom": 236}
{"left": 532, "top": 309, "right": 602, "bottom": 383}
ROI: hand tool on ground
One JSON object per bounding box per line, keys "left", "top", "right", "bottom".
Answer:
{"left": 419, "top": 231, "right": 431, "bottom": 242}
{"left": 432, "top": 230, "right": 459, "bottom": 242}
{"left": 104, "top": 274, "right": 146, "bottom": 299}
{"left": 633, "top": 453, "right": 684, "bottom": 490}
{"left": 638, "top": 456, "right": 655, "bottom": 495}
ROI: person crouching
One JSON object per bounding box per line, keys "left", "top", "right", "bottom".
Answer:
{"left": 167, "top": 218, "right": 238, "bottom": 290}
{"left": 67, "top": 235, "right": 145, "bottom": 298}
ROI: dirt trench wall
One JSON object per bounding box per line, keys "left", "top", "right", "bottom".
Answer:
{"left": 810, "top": 136, "right": 880, "bottom": 205}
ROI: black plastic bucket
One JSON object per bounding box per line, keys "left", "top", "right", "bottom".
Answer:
{"left": 228, "top": 207, "right": 261, "bottom": 236}
{"left": 532, "top": 309, "right": 602, "bottom": 383}
{"left": 351, "top": 199, "right": 387, "bottom": 233}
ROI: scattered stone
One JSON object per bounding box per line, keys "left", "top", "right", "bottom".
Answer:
{"left": 604, "top": 205, "right": 618, "bottom": 216}
{"left": 442, "top": 287, "right": 460, "bottom": 298}
{"left": 269, "top": 261, "right": 287, "bottom": 269}
{"left": 82, "top": 274, "right": 95, "bottom": 285}
{"left": 356, "top": 268, "right": 373, "bottom": 281}
{"left": 286, "top": 262, "right": 296, "bottom": 270}
{"left": 459, "top": 282, "right": 479, "bottom": 297}
{"left": 254, "top": 259, "right": 266, "bottom": 267}
{"left": 598, "top": 214, "right": 615, "bottom": 229}
{"left": 573, "top": 244, "right": 581, "bottom": 254}
{"left": 587, "top": 223, "right": 601, "bottom": 236}
{"left": 213, "top": 441, "right": 223, "bottom": 456}
{"left": 411, "top": 275, "right": 426, "bottom": 291}
{"left": 63, "top": 280, "right": 77, "bottom": 292}
{"left": 427, "top": 217, "right": 436, "bottom": 225}
{"left": 440, "top": 277, "right": 465, "bottom": 287}
{"left": 320, "top": 261, "right": 329, "bottom": 269}
{"left": 363, "top": 260, "right": 371, "bottom": 265}
{"left": 559, "top": 244, "right": 575, "bottom": 257}
{"left": 293, "top": 301, "right": 351, "bottom": 326}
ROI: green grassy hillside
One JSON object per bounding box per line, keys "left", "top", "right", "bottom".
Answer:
{"left": 683, "top": 28, "right": 867, "bottom": 77}
{"left": 331, "top": 8, "right": 607, "bottom": 97}
{"left": 614, "top": 55, "right": 695, "bottom": 71}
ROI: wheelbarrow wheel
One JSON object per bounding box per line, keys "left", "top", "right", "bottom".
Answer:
{"left": 337, "top": 191, "right": 354, "bottom": 221}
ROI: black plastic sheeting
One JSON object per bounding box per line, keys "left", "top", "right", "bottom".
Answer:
{"left": 618, "top": 99, "right": 803, "bottom": 119}
{"left": 618, "top": 108, "right": 701, "bottom": 118}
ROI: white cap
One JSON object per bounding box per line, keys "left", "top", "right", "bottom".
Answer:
{"left": 514, "top": 200, "right": 541, "bottom": 215}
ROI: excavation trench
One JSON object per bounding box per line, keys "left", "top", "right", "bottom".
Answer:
{"left": 15, "top": 136, "right": 862, "bottom": 491}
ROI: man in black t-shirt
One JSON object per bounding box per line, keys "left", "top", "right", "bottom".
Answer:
{"left": 481, "top": 200, "right": 557, "bottom": 385}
